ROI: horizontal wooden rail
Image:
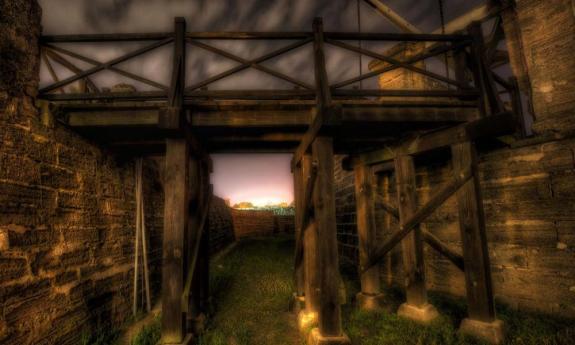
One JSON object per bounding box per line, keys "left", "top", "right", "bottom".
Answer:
{"left": 343, "top": 111, "right": 514, "bottom": 169}
{"left": 361, "top": 166, "right": 472, "bottom": 273}
{"left": 39, "top": 31, "right": 471, "bottom": 43}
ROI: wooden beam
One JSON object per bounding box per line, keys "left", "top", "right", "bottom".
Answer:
{"left": 293, "top": 159, "right": 306, "bottom": 300}
{"left": 312, "top": 136, "right": 344, "bottom": 337}
{"left": 375, "top": 192, "right": 399, "bottom": 219}
{"left": 292, "top": 17, "right": 336, "bottom": 168}
{"left": 362, "top": 0, "right": 422, "bottom": 34}
{"left": 354, "top": 164, "right": 383, "bottom": 300}
{"left": 395, "top": 154, "right": 429, "bottom": 308}
{"left": 422, "top": 231, "right": 464, "bottom": 271}
{"left": 302, "top": 155, "right": 320, "bottom": 314}
{"left": 162, "top": 138, "right": 189, "bottom": 343}
{"left": 343, "top": 111, "right": 515, "bottom": 169}
{"left": 451, "top": 141, "right": 496, "bottom": 322}
{"left": 362, "top": 166, "right": 472, "bottom": 273}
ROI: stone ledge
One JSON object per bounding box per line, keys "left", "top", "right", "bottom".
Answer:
{"left": 307, "top": 328, "right": 351, "bottom": 345}
{"left": 459, "top": 318, "right": 505, "bottom": 345}
{"left": 356, "top": 292, "right": 386, "bottom": 311}
{"left": 397, "top": 303, "right": 439, "bottom": 324}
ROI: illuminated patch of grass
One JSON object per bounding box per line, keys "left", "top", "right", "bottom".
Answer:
{"left": 198, "top": 237, "right": 303, "bottom": 345}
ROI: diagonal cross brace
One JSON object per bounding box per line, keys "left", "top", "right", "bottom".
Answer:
{"left": 186, "top": 38, "right": 314, "bottom": 91}
{"left": 39, "top": 38, "right": 174, "bottom": 94}
{"left": 361, "top": 165, "right": 472, "bottom": 274}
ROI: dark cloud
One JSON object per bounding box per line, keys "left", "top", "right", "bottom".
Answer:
{"left": 83, "top": 0, "right": 134, "bottom": 30}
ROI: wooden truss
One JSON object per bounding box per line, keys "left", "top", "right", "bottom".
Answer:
{"left": 37, "top": 14, "right": 518, "bottom": 344}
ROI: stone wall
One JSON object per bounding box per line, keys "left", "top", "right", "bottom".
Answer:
{"left": 0, "top": 1, "right": 236, "bottom": 343}
{"left": 231, "top": 209, "right": 294, "bottom": 239}
{"left": 208, "top": 196, "right": 235, "bottom": 253}
{"left": 334, "top": 0, "right": 575, "bottom": 318}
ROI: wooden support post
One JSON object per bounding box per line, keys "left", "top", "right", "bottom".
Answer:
{"left": 186, "top": 157, "right": 205, "bottom": 335}
{"left": 298, "top": 154, "right": 320, "bottom": 331}
{"left": 452, "top": 142, "right": 504, "bottom": 344}
{"left": 293, "top": 160, "right": 306, "bottom": 312}
{"left": 162, "top": 138, "right": 190, "bottom": 344}
{"left": 394, "top": 154, "right": 438, "bottom": 323}
{"left": 306, "top": 17, "right": 350, "bottom": 345}
{"left": 354, "top": 164, "right": 385, "bottom": 311}
{"left": 309, "top": 136, "right": 350, "bottom": 345}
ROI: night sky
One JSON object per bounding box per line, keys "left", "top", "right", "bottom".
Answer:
{"left": 39, "top": 0, "right": 486, "bottom": 205}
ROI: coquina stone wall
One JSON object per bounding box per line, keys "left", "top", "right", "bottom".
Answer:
{"left": 335, "top": 0, "right": 575, "bottom": 318}
{"left": 0, "top": 2, "right": 236, "bottom": 344}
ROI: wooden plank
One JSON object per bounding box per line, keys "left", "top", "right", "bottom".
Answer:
{"left": 293, "top": 161, "right": 306, "bottom": 299}
{"left": 312, "top": 136, "right": 343, "bottom": 337}
{"left": 162, "top": 138, "right": 189, "bottom": 343}
{"left": 292, "top": 17, "right": 336, "bottom": 168}
{"left": 302, "top": 155, "right": 320, "bottom": 314}
{"left": 362, "top": 165, "right": 472, "bottom": 273}
{"left": 362, "top": 0, "right": 423, "bottom": 33}
{"left": 343, "top": 111, "right": 515, "bottom": 169}
{"left": 354, "top": 164, "right": 381, "bottom": 296}
{"left": 422, "top": 231, "right": 465, "bottom": 271}
{"left": 375, "top": 193, "right": 399, "bottom": 219}
{"left": 395, "top": 154, "right": 428, "bottom": 307}
{"left": 68, "top": 110, "right": 159, "bottom": 127}
{"left": 451, "top": 141, "right": 496, "bottom": 322}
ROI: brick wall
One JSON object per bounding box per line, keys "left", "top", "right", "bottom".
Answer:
{"left": 0, "top": 2, "right": 236, "bottom": 343}
{"left": 231, "top": 209, "right": 294, "bottom": 239}
{"left": 208, "top": 197, "right": 235, "bottom": 253}
{"left": 334, "top": 0, "right": 575, "bottom": 317}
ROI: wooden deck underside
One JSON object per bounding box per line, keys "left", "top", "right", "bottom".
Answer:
{"left": 55, "top": 99, "right": 479, "bottom": 154}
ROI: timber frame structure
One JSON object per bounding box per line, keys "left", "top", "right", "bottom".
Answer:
{"left": 37, "top": 12, "right": 521, "bottom": 345}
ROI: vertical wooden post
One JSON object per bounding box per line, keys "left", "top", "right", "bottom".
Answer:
{"left": 186, "top": 158, "right": 205, "bottom": 334}
{"left": 312, "top": 137, "right": 346, "bottom": 339}
{"left": 306, "top": 17, "right": 350, "bottom": 345}
{"left": 162, "top": 139, "right": 189, "bottom": 344}
{"left": 293, "top": 160, "right": 306, "bottom": 310}
{"left": 354, "top": 164, "right": 385, "bottom": 310}
{"left": 452, "top": 142, "right": 504, "bottom": 344}
{"left": 395, "top": 154, "right": 438, "bottom": 323}
{"left": 300, "top": 154, "right": 320, "bottom": 329}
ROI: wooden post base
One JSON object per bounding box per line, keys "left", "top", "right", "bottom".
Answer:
{"left": 160, "top": 333, "right": 193, "bottom": 345}
{"left": 307, "top": 328, "right": 351, "bottom": 345}
{"left": 459, "top": 318, "right": 505, "bottom": 345}
{"left": 397, "top": 303, "right": 439, "bottom": 324}
{"left": 297, "top": 310, "right": 318, "bottom": 333}
{"left": 356, "top": 292, "right": 386, "bottom": 312}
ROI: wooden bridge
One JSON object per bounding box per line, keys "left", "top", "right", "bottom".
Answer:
{"left": 38, "top": 15, "right": 518, "bottom": 345}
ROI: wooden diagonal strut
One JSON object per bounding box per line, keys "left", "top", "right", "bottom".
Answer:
{"left": 43, "top": 44, "right": 169, "bottom": 91}
{"left": 361, "top": 165, "right": 473, "bottom": 274}
{"left": 185, "top": 37, "right": 313, "bottom": 91}
{"left": 187, "top": 39, "right": 314, "bottom": 90}
{"left": 39, "top": 37, "right": 174, "bottom": 94}
{"left": 326, "top": 38, "right": 467, "bottom": 89}
{"left": 294, "top": 160, "right": 318, "bottom": 268}
{"left": 43, "top": 49, "right": 100, "bottom": 93}
{"left": 375, "top": 191, "right": 464, "bottom": 271}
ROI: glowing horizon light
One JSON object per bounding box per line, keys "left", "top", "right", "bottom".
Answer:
{"left": 211, "top": 154, "right": 294, "bottom": 208}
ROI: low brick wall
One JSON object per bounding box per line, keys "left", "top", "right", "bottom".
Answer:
{"left": 231, "top": 209, "right": 294, "bottom": 239}
{"left": 208, "top": 197, "right": 235, "bottom": 253}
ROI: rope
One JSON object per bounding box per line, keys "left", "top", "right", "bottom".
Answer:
{"left": 357, "top": 0, "right": 363, "bottom": 89}
{"left": 438, "top": 0, "right": 450, "bottom": 87}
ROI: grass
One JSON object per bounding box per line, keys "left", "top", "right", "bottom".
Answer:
{"left": 130, "top": 315, "right": 161, "bottom": 345}
{"left": 197, "top": 237, "right": 574, "bottom": 345}
{"left": 198, "top": 236, "right": 303, "bottom": 345}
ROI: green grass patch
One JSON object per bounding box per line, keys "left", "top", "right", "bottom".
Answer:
{"left": 199, "top": 237, "right": 574, "bottom": 345}
{"left": 130, "top": 314, "right": 161, "bottom": 345}
{"left": 198, "top": 237, "right": 303, "bottom": 345}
